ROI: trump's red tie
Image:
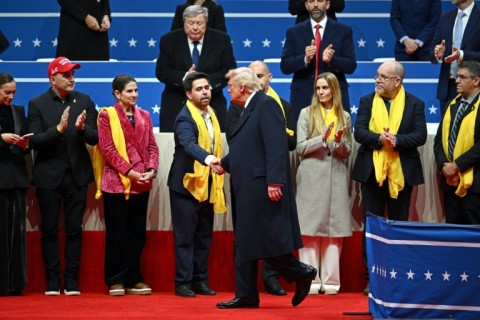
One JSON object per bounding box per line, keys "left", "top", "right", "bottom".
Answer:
{"left": 314, "top": 24, "right": 322, "bottom": 79}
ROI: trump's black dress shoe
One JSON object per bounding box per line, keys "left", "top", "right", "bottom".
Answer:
{"left": 216, "top": 297, "right": 260, "bottom": 309}
{"left": 175, "top": 284, "right": 196, "bottom": 298}
{"left": 264, "top": 278, "right": 287, "bottom": 296}
{"left": 192, "top": 281, "right": 216, "bottom": 295}
{"left": 292, "top": 265, "right": 317, "bottom": 307}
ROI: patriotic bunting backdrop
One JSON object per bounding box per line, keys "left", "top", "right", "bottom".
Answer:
{"left": 366, "top": 214, "right": 480, "bottom": 320}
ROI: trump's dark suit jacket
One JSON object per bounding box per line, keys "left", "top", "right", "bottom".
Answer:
{"left": 351, "top": 92, "right": 427, "bottom": 187}
{"left": 280, "top": 17, "right": 356, "bottom": 120}
{"left": 0, "top": 104, "right": 29, "bottom": 189}
{"left": 390, "top": 0, "right": 441, "bottom": 61}
{"left": 155, "top": 28, "right": 237, "bottom": 132}
{"left": 27, "top": 88, "right": 98, "bottom": 189}
{"left": 431, "top": 4, "right": 480, "bottom": 103}
{"left": 434, "top": 94, "right": 480, "bottom": 193}
{"left": 222, "top": 92, "right": 302, "bottom": 263}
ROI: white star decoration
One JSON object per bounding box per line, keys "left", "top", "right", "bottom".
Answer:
{"left": 424, "top": 270, "right": 433, "bottom": 280}
{"left": 442, "top": 271, "right": 451, "bottom": 281}
{"left": 95, "top": 104, "right": 100, "bottom": 112}
{"left": 376, "top": 38, "right": 385, "bottom": 48}
{"left": 13, "top": 38, "right": 22, "bottom": 47}
{"left": 350, "top": 105, "right": 358, "bottom": 114}
{"left": 110, "top": 38, "right": 118, "bottom": 47}
{"left": 371, "top": 264, "right": 376, "bottom": 273}
{"left": 460, "top": 272, "right": 469, "bottom": 282}
{"left": 52, "top": 38, "right": 57, "bottom": 47}
{"left": 262, "top": 38, "right": 271, "bottom": 48}
{"left": 407, "top": 269, "right": 415, "bottom": 279}
{"left": 32, "top": 38, "right": 41, "bottom": 47}
{"left": 357, "top": 38, "right": 366, "bottom": 48}
{"left": 152, "top": 104, "right": 160, "bottom": 114}
{"left": 147, "top": 38, "right": 157, "bottom": 48}
{"left": 390, "top": 269, "right": 397, "bottom": 279}
{"left": 429, "top": 105, "right": 437, "bottom": 114}
{"left": 281, "top": 39, "right": 286, "bottom": 47}
{"left": 243, "top": 38, "right": 252, "bottom": 48}
{"left": 128, "top": 38, "right": 138, "bottom": 47}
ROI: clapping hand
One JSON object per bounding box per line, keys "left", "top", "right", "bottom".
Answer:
{"left": 334, "top": 126, "right": 346, "bottom": 144}
{"left": 75, "top": 110, "right": 87, "bottom": 131}
{"left": 322, "top": 122, "right": 335, "bottom": 143}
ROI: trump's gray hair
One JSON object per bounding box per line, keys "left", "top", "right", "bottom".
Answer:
{"left": 225, "top": 67, "right": 262, "bottom": 92}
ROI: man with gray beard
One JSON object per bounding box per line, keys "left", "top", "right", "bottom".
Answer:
{"left": 351, "top": 60, "right": 427, "bottom": 295}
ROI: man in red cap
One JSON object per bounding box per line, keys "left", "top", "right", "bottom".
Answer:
{"left": 27, "top": 57, "right": 98, "bottom": 296}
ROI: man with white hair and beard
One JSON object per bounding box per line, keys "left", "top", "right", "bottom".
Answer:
{"left": 351, "top": 60, "right": 427, "bottom": 295}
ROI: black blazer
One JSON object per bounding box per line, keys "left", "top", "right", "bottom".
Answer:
{"left": 0, "top": 104, "right": 29, "bottom": 189}
{"left": 226, "top": 97, "right": 297, "bottom": 151}
{"left": 27, "top": 89, "right": 98, "bottom": 189}
{"left": 155, "top": 28, "right": 237, "bottom": 132}
{"left": 434, "top": 94, "right": 480, "bottom": 193}
{"left": 170, "top": 1, "right": 227, "bottom": 33}
{"left": 167, "top": 105, "right": 213, "bottom": 196}
{"left": 351, "top": 91, "right": 427, "bottom": 186}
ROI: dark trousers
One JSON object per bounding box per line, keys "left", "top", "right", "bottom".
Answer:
{"left": 235, "top": 253, "right": 308, "bottom": 300}
{"left": 262, "top": 261, "right": 280, "bottom": 281}
{"left": 37, "top": 172, "right": 87, "bottom": 282}
{"left": 0, "top": 188, "right": 27, "bottom": 293}
{"left": 103, "top": 191, "right": 149, "bottom": 287}
{"left": 361, "top": 174, "right": 413, "bottom": 279}
{"left": 444, "top": 191, "right": 480, "bottom": 224}
{"left": 170, "top": 189, "right": 214, "bottom": 285}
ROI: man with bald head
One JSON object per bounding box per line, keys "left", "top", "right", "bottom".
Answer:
{"left": 351, "top": 60, "right": 427, "bottom": 295}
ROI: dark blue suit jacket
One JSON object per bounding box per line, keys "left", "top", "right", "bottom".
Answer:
{"left": 390, "top": 0, "right": 441, "bottom": 61}
{"left": 167, "top": 105, "right": 213, "bottom": 196}
{"left": 280, "top": 17, "right": 356, "bottom": 120}
{"left": 431, "top": 4, "right": 480, "bottom": 103}
{"left": 222, "top": 92, "right": 302, "bottom": 262}
{"left": 351, "top": 92, "right": 427, "bottom": 187}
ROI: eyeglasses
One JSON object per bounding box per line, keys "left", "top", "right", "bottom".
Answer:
{"left": 373, "top": 75, "right": 397, "bottom": 82}
{"left": 455, "top": 74, "right": 475, "bottom": 81}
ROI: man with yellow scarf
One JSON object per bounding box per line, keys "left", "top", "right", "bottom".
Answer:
{"left": 434, "top": 60, "right": 480, "bottom": 225}
{"left": 225, "top": 60, "right": 295, "bottom": 296}
{"left": 168, "top": 72, "right": 226, "bottom": 298}
{"left": 352, "top": 60, "right": 427, "bottom": 295}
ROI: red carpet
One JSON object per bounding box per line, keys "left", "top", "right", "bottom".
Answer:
{"left": 0, "top": 292, "right": 371, "bottom": 319}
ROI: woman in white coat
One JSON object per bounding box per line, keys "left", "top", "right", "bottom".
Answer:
{"left": 295, "top": 72, "right": 352, "bottom": 295}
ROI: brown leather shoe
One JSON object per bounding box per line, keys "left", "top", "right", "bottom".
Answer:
{"left": 126, "top": 282, "right": 152, "bottom": 295}
{"left": 109, "top": 284, "right": 125, "bottom": 296}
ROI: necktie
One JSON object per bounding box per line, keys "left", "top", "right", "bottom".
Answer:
{"left": 448, "top": 100, "right": 468, "bottom": 159}
{"left": 314, "top": 24, "right": 322, "bottom": 79}
{"left": 383, "top": 99, "right": 391, "bottom": 114}
{"left": 452, "top": 11, "right": 466, "bottom": 76}
{"left": 192, "top": 41, "right": 200, "bottom": 67}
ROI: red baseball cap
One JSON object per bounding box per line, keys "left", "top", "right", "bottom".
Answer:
{"left": 47, "top": 57, "right": 81, "bottom": 78}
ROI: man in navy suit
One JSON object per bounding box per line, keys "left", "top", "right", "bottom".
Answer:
{"left": 431, "top": 0, "right": 480, "bottom": 114}
{"left": 390, "top": 0, "right": 441, "bottom": 61}
{"left": 168, "top": 72, "right": 225, "bottom": 298}
{"left": 352, "top": 61, "right": 427, "bottom": 295}
{"left": 156, "top": 5, "right": 237, "bottom": 132}
{"left": 281, "top": 0, "right": 356, "bottom": 121}
{"left": 216, "top": 67, "right": 316, "bottom": 309}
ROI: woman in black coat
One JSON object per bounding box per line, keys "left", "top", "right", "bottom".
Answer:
{"left": 0, "top": 73, "right": 31, "bottom": 296}
{"left": 171, "top": 0, "right": 227, "bottom": 32}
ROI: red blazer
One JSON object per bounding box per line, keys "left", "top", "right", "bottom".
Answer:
{"left": 98, "top": 103, "right": 159, "bottom": 194}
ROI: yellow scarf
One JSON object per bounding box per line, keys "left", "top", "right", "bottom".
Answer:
{"left": 91, "top": 107, "right": 131, "bottom": 200}
{"left": 441, "top": 95, "right": 479, "bottom": 197}
{"left": 267, "top": 87, "right": 294, "bottom": 136}
{"left": 320, "top": 107, "right": 338, "bottom": 142}
{"left": 369, "top": 86, "right": 406, "bottom": 199}
{"left": 183, "top": 101, "right": 226, "bottom": 213}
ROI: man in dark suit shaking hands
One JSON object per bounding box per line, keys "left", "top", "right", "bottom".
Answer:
{"left": 27, "top": 57, "right": 98, "bottom": 296}
{"left": 351, "top": 60, "right": 427, "bottom": 295}
{"left": 216, "top": 67, "right": 317, "bottom": 309}
{"left": 168, "top": 72, "right": 225, "bottom": 298}
{"left": 156, "top": 5, "right": 237, "bottom": 132}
